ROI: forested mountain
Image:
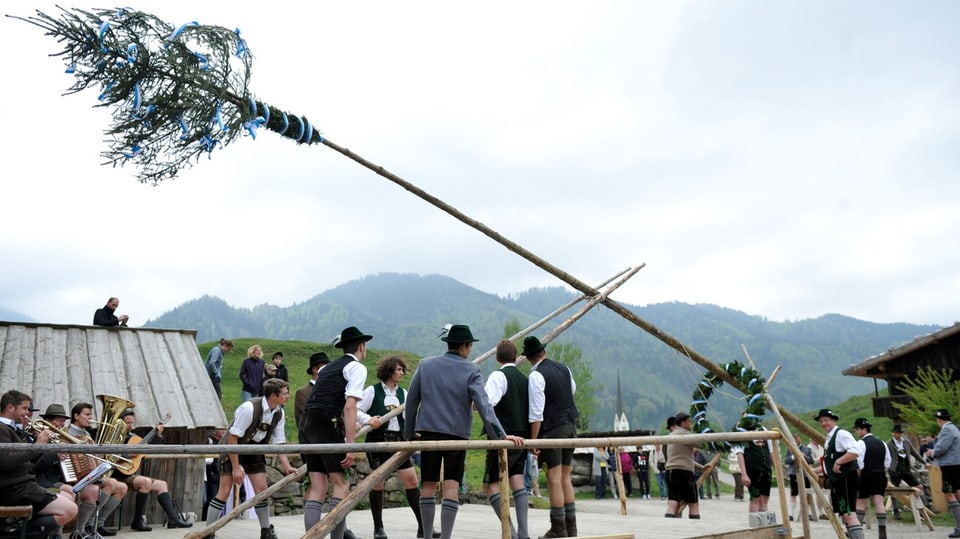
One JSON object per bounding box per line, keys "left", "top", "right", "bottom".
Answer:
{"left": 145, "top": 272, "right": 941, "bottom": 431}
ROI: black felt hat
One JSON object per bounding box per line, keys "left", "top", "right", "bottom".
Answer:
{"left": 335, "top": 326, "right": 373, "bottom": 348}
{"left": 675, "top": 412, "right": 691, "bottom": 424}
{"left": 892, "top": 424, "right": 904, "bottom": 433}
{"left": 853, "top": 417, "right": 871, "bottom": 429}
{"left": 936, "top": 409, "right": 951, "bottom": 420}
{"left": 307, "top": 352, "right": 330, "bottom": 374}
{"left": 521, "top": 336, "right": 546, "bottom": 356}
{"left": 813, "top": 408, "right": 839, "bottom": 421}
{"left": 441, "top": 324, "right": 479, "bottom": 344}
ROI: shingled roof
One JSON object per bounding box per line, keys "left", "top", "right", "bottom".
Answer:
{"left": 0, "top": 321, "right": 227, "bottom": 429}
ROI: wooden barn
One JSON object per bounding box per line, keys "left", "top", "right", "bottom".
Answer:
{"left": 0, "top": 321, "right": 228, "bottom": 525}
{"left": 843, "top": 321, "right": 960, "bottom": 420}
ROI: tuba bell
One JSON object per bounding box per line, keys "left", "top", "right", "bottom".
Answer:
{"left": 94, "top": 393, "right": 135, "bottom": 445}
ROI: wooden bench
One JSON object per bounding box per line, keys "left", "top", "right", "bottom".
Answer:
{"left": 886, "top": 485, "right": 935, "bottom": 531}
{"left": 0, "top": 506, "right": 32, "bottom": 539}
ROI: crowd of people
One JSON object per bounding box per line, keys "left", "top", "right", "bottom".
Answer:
{"left": 4, "top": 306, "right": 954, "bottom": 539}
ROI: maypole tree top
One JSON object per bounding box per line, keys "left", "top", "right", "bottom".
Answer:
{"left": 11, "top": 6, "right": 322, "bottom": 184}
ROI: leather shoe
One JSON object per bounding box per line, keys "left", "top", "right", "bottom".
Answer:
{"left": 97, "top": 526, "right": 117, "bottom": 537}
{"left": 343, "top": 529, "right": 358, "bottom": 539}
{"left": 130, "top": 516, "right": 152, "bottom": 532}
{"left": 373, "top": 528, "right": 388, "bottom": 539}
{"left": 949, "top": 529, "right": 960, "bottom": 539}
{"left": 415, "top": 530, "right": 441, "bottom": 538}
{"left": 166, "top": 517, "right": 193, "bottom": 529}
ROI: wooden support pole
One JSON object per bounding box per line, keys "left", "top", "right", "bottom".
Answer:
{"left": 770, "top": 438, "right": 789, "bottom": 535}
{"left": 614, "top": 446, "right": 627, "bottom": 515}
{"left": 500, "top": 449, "right": 510, "bottom": 539}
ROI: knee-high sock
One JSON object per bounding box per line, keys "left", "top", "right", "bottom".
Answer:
{"left": 206, "top": 498, "right": 225, "bottom": 528}
{"left": 876, "top": 511, "right": 887, "bottom": 528}
{"left": 846, "top": 523, "right": 865, "bottom": 539}
{"left": 406, "top": 487, "right": 424, "bottom": 530}
{"left": 254, "top": 499, "right": 270, "bottom": 529}
{"left": 513, "top": 488, "right": 529, "bottom": 539}
{"left": 132, "top": 492, "right": 149, "bottom": 522}
{"left": 158, "top": 492, "right": 182, "bottom": 523}
{"left": 420, "top": 496, "right": 436, "bottom": 539}
{"left": 98, "top": 495, "right": 122, "bottom": 528}
{"left": 327, "top": 497, "right": 346, "bottom": 539}
{"left": 76, "top": 501, "right": 97, "bottom": 530}
{"left": 370, "top": 489, "right": 384, "bottom": 529}
{"left": 856, "top": 509, "right": 866, "bottom": 525}
{"left": 487, "top": 493, "right": 516, "bottom": 538}
{"left": 950, "top": 500, "right": 960, "bottom": 528}
{"left": 303, "top": 500, "right": 323, "bottom": 531}
{"left": 440, "top": 498, "right": 459, "bottom": 539}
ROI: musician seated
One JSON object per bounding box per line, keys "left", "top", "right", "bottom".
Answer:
{"left": 114, "top": 410, "right": 192, "bottom": 531}
{"left": 0, "top": 391, "right": 78, "bottom": 538}
{"left": 68, "top": 403, "right": 128, "bottom": 537}
{"left": 32, "top": 403, "right": 106, "bottom": 538}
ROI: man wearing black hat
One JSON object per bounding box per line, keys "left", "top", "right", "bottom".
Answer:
{"left": 886, "top": 424, "right": 925, "bottom": 520}
{"left": 926, "top": 409, "right": 960, "bottom": 537}
{"left": 815, "top": 408, "right": 864, "bottom": 539}
{"left": 295, "top": 352, "right": 330, "bottom": 427}
{"left": 405, "top": 324, "right": 523, "bottom": 539}
{"left": 300, "top": 326, "right": 373, "bottom": 539}
{"left": 852, "top": 418, "right": 890, "bottom": 539}
{"left": 525, "top": 334, "right": 580, "bottom": 537}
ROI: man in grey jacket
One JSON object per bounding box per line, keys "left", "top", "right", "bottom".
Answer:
{"left": 405, "top": 324, "right": 524, "bottom": 539}
{"left": 927, "top": 409, "right": 960, "bottom": 538}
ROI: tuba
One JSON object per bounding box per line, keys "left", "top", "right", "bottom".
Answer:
{"left": 94, "top": 394, "right": 135, "bottom": 445}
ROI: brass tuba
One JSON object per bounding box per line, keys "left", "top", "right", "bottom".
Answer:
{"left": 94, "top": 394, "right": 135, "bottom": 445}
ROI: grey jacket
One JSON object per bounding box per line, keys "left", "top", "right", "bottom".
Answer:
{"left": 404, "top": 351, "right": 506, "bottom": 441}
{"left": 886, "top": 436, "right": 923, "bottom": 473}
{"left": 933, "top": 421, "right": 960, "bottom": 467}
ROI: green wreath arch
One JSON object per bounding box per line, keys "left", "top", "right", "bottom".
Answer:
{"left": 688, "top": 361, "right": 766, "bottom": 451}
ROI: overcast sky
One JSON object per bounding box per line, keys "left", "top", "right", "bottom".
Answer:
{"left": 2, "top": 1, "right": 957, "bottom": 329}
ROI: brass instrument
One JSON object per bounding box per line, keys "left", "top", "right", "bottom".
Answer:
{"left": 26, "top": 417, "right": 97, "bottom": 482}
{"left": 94, "top": 394, "right": 135, "bottom": 445}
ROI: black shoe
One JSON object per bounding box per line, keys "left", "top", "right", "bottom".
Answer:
{"left": 260, "top": 524, "right": 278, "bottom": 539}
{"left": 343, "top": 529, "right": 359, "bottom": 539}
{"left": 373, "top": 528, "right": 388, "bottom": 539}
{"left": 166, "top": 516, "right": 193, "bottom": 529}
{"left": 130, "top": 516, "right": 152, "bottom": 532}
{"left": 96, "top": 527, "right": 117, "bottom": 537}
{"left": 415, "top": 529, "right": 440, "bottom": 538}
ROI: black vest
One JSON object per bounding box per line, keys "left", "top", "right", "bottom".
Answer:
{"left": 862, "top": 435, "right": 886, "bottom": 472}
{"left": 825, "top": 428, "right": 857, "bottom": 480}
{"left": 305, "top": 355, "right": 352, "bottom": 412}
{"left": 743, "top": 441, "right": 770, "bottom": 472}
{"left": 494, "top": 366, "right": 530, "bottom": 437}
{"left": 537, "top": 358, "right": 579, "bottom": 432}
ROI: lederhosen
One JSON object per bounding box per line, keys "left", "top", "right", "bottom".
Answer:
{"left": 300, "top": 356, "right": 352, "bottom": 473}
{"left": 743, "top": 441, "right": 772, "bottom": 498}
{"left": 483, "top": 367, "right": 530, "bottom": 483}
{"left": 858, "top": 435, "right": 887, "bottom": 498}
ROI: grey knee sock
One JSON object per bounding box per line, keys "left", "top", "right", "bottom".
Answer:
{"left": 877, "top": 512, "right": 886, "bottom": 528}
{"left": 846, "top": 523, "right": 865, "bottom": 539}
{"left": 327, "top": 497, "right": 346, "bottom": 539}
{"left": 206, "top": 498, "right": 225, "bottom": 527}
{"left": 420, "top": 496, "right": 436, "bottom": 539}
{"left": 303, "top": 500, "right": 323, "bottom": 530}
{"left": 98, "top": 496, "right": 122, "bottom": 527}
{"left": 254, "top": 500, "right": 270, "bottom": 529}
{"left": 487, "top": 493, "right": 516, "bottom": 538}
{"left": 441, "top": 498, "right": 459, "bottom": 539}
{"left": 513, "top": 488, "right": 529, "bottom": 539}
{"left": 950, "top": 500, "right": 960, "bottom": 528}
{"left": 77, "top": 502, "right": 97, "bottom": 530}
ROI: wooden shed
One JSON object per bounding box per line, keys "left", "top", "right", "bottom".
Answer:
{"left": 843, "top": 321, "right": 960, "bottom": 420}
{"left": 0, "top": 321, "right": 228, "bottom": 524}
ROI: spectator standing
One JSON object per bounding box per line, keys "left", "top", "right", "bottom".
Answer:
{"left": 93, "top": 296, "right": 129, "bottom": 327}
{"left": 205, "top": 338, "right": 234, "bottom": 400}
{"left": 925, "top": 409, "right": 960, "bottom": 538}
{"left": 808, "top": 438, "right": 829, "bottom": 519}
{"left": 525, "top": 451, "right": 541, "bottom": 498}
{"left": 636, "top": 445, "right": 652, "bottom": 499}
{"left": 887, "top": 424, "right": 926, "bottom": 519}
{"left": 734, "top": 428, "right": 775, "bottom": 528}
{"left": 619, "top": 449, "right": 634, "bottom": 497}
{"left": 592, "top": 447, "right": 609, "bottom": 499}
{"left": 239, "top": 344, "right": 265, "bottom": 401}
{"left": 271, "top": 352, "right": 289, "bottom": 382}
{"left": 783, "top": 433, "right": 814, "bottom": 521}
{"left": 656, "top": 444, "right": 669, "bottom": 500}
{"left": 704, "top": 450, "right": 721, "bottom": 499}
{"left": 526, "top": 335, "right": 580, "bottom": 538}
{"left": 405, "top": 324, "right": 522, "bottom": 539}
{"left": 728, "top": 450, "right": 744, "bottom": 501}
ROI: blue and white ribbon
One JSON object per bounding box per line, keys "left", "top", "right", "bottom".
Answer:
{"left": 243, "top": 117, "right": 266, "bottom": 139}
{"left": 234, "top": 28, "right": 248, "bottom": 59}
{"left": 122, "top": 144, "right": 142, "bottom": 158}
{"left": 178, "top": 114, "right": 189, "bottom": 140}
{"left": 168, "top": 21, "right": 199, "bottom": 42}
{"left": 97, "top": 80, "right": 117, "bottom": 101}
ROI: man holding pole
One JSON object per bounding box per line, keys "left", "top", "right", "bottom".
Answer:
{"left": 816, "top": 408, "right": 864, "bottom": 539}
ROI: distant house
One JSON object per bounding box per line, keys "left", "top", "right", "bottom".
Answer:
{"left": 0, "top": 321, "right": 227, "bottom": 521}
{"left": 843, "top": 321, "right": 960, "bottom": 420}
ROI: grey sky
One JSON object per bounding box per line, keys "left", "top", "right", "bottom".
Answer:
{"left": 1, "top": 1, "right": 957, "bottom": 328}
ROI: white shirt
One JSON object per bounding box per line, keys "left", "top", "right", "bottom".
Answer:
{"left": 229, "top": 397, "right": 286, "bottom": 444}
{"left": 825, "top": 426, "right": 859, "bottom": 456}
{"left": 343, "top": 354, "right": 367, "bottom": 401}
{"left": 855, "top": 433, "right": 892, "bottom": 470}
{"left": 357, "top": 382, "right": 403, "bottom": 431}
{"left": 484, "top": 364, "right": 520, "bottom": 406}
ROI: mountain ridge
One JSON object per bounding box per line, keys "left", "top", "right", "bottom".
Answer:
{"left": 143, "top": 272, "right": 941, "bottom": 430}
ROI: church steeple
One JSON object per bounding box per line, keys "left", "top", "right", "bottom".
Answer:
{"left": 614, "top": 370, "right": 630, "bottom": 431}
